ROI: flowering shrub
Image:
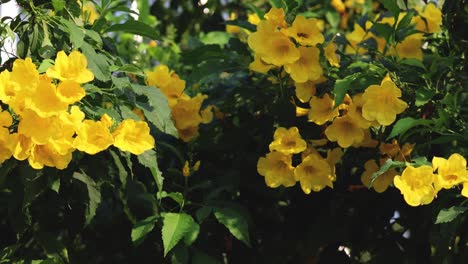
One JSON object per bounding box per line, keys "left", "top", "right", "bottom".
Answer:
{"left": 0, "top": 0, "right": 467, "bottom": 262}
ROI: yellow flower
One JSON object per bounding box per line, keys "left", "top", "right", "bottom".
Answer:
{"left": 257, "top": 151, "right": 296, "bottom": 188}
{"left": 347, "top": 93, "right": 372, "bottom": 129}
{"left": 248, "top": 20, "right": 276, "bottom": 54}
{"left": 17, "top": 110, "right": 58, "bottom": 145}
{"left": 325, "top": 114, "right": 365, "bottom": 148}
{"left": 47, "top": 51, "right": 94, "bottom": 83}
{"left": 331, "top": 0, "right": 346, "bottom": 13}
{"left": 394, "top": 165, "right": 436, "bottom": 206}
{"left": 261, "top": 33, "right": 300, "bottom": 66}
{"left": 13, "top": 134, "right": 33, "bottom": 161}
{"left": 352, "top": 128, "right": 378, "bottom": 148}
{"left": 0, "top": 110, "right": 12, "bottom": 128}
{"left": 327, "top": 147, "right": 343, "bottom": 182}
{"left": 183, "top": 161, "right": 190, "bottom": 177}
{"left": 28, "top": 143, "right": 73, "bottom": 170}
{"left": 361, "top": 159, "right": 397, "bottom": 193}
{"left": 282, "top": 16, "right": 324, "bottom": 46}
{"left": 248, "top": 13, "right": 261, "bottom": 26}
{"left": 226, "top": 13, "right": 241, "bottom": 34}
{"left": 295, "top": 80, "right": 317, "bottom": 103}
{"left": 0, "top": 128, "right": 17, "bottom": 164}
{"left": 73, "top": 119, "right": 114, "bottom": 155}
{"left": 269, "top": 126, "right": 307, "bottom": 155}
{"left": 264, "top": 7, "right": 287, "bottom": 28}
{"left": 284, "top": 46, "right": 323, "bottom": 83}
{"left": 295, "top": 154, "right": 333, "bottom": 194}
{"left": 249, "top": 55, "right": 275, "bottom": 74}
{"left": 28, "top": 78, "right": 68, "bottom": 118}
{"left": 56, "top": 81, "right": 86, "bottom": 104}
{"left": 171, "top": 93, "right": 207, "bottom": 130}
{"left": 415, "top": 3, "right": 442, "bottom": 33}
{"left": 146, "top": 65, "right": 186, "bottom": 107}
{"left": 10, "top": 57, "right": 40, "bottom": 89}
{"left": 193, "top": 160, "right": 201, "bottom": 171}
{"left": 345, "top": 22, "right": 385, "bottom": 54}
{"left": 324, "top": 42, "right": 340, "bottom": 67}
{"left": 178, "top": 126, "right": 200, "bottom": 142}
{"left": 432, "top": 154, "right": 468, "bottom": 192}
{"left": 361, "top": 79, "right": 408, "bottom": 126}
{"left": 308, "top": 93, "right": 340, "bottom": 125}
{"left": 0, "top": 70, "right": 16, "bottom": 105}
{"left": 389, "top": 33, "right": 423, "bottom": 60}
{"left": 82, "top": 1, "right": 100, "bottom": 25}
{"left": 112, "top": 119, "right": 155, "bottom": 155}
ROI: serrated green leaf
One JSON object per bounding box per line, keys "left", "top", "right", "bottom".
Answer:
{"left": 160, "top": 192, "right": 184, "bottom": 206}
{"left": 137, "top": 149, "right": 164, "bottom": 193}
{"left": 162, "top": 213, "right": 199, "bottom": 256}
{"left": 387, "top": 117, "right": 433, "bottom": 140}
{"left": 333, "top": 74, "right": 357, "bottom": 108}
{"left": 379, "top": 0, "right": 400, "bottom": 17}
{"left": 80, "top": 42, "right": 111, "bottom": 81}
{"left": 213, "top": 207, "right": 251, "bottom": 247}
{"left": 131, "top": 215, "right": 158, "bottom": 246}
{"left": 72, "top": 172, "right": 101, "bottom": 225}
{"left": 52, "top": 0, "right": 65, "bottom": 12}
{"left": 372, "top": 23, "right": 394, "bottom": 41}
{"left": 370, "top": 159, "right": 406, "bottom": 184}
{"left": 436, "top": 206, "right": 468, "bottom": 224}
{"left": 61, "top": 18, "right": 84, "bottom": 48}
{"left": 109, "top": 149, "right": 128, "bottom": 186}
{"left": 132, "top": 84, "right": 178, "bottom": 137}
{"left": 105, "top": 20, "right": 158, "bottom": 39}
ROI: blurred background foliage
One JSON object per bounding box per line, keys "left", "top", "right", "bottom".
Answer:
{"left": 0, "top": 0, "right": 468, "bottom": 263}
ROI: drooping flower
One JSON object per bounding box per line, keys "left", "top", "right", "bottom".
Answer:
{"left": 361, "top": 78, "right": 408, "bottom": 126}
{"left": 257, "top": 151, "right": 296, "bottom": 188}
{"left": 295, "top": 154, "right": 333, "bottom": 194}
{"left": 249, "top": 55, "right": 275, "bottom": 74}
{"left": 73, "top": 119, "right": 114, "bottom": 155}
{"left": 264, "top": 7, "right": 287, "bottom": 28}
{"left": 308, "top": 93, "right": 340, "bottom": 125}
{"left": 269, "top": 126, "right": 307, "bottom": 155}
{"left": 112, "top": 119, "right": 155, "bottom": 155}
{"left": 282, "top": 16, "right": 324, "bottom": 46}
{"left": 46, "top": 51, "right": 94, "bottom": 83}
{"left": 28, "top": 143, "right": 73, "bottom": 170}
{"left": 432, "top": 154, "right": 468, "bottom": 192}
{"left": 361, "top": 159, "right": 397, "bottom": 193}
{"left": 393, "top": 165, "right": 436, "bottom": 206}
{"left": 324, "top": 42, "right": 340, "bottom": 67}
{"left": 325, "top": 114, "right": 365, "bottom": 148}
{"left": 284, "top": 46, "right": 323, "bottom": 83}
{"left": 0, "top": 128, "right": 17, "bottom": 164}
{"left": 146, "top": 65, "right": 186, "bottom": 107}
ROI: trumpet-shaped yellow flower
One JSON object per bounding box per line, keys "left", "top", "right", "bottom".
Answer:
{"left": 261, "top": 33, "right": 300, "bottom": 66}
{"left": 13, "top": 134, "right": 34, "bottom": 161}
{"left": 171, "top": 94, "right": 208, "bottom": 130}
{"left": 433, "top": 154, "right": 468, "bottom": 192}
{"left": 73, "top": 119, "right": 114, "bottom": 155}
{"left": 257, "top": 151, "right": 296, "bottom": 188}
{"left": 394, "top": 165, "right": 436, "bottom": 206}
{"left": 57, "top": 81, "right": 86, "bottom": 104}
{"left": 361, "top": 159, "right": 397, "bottom": 193}
{"left": 324, "top": 42, "right": 340, "bottom": 67}
{"left": 347, "top": 93, "right": 372, "bottom": 129}
{"left": 28, "top": 143, "right": 72, "bottom": 170}
{"left": 295, "top": 81, "right": 317, "bottom": 103}
{"left": 113, "top": 119, "right": 155, "bottom": 155}
{"left": 415, "top": 3, "right": 442, "bottom": 33}
{"left": 82, "top": 1, "right": 100, "bottom": 25}
{"left": 295, "top": 154, "right": 333, "bottom": 194}
{"left": 308, "top": 94, "right": 340, "bottom": 125}
{"left": 0, "top": 111, "right": 12, "bottom": 128}
{"left": 10, "top": 57, "right": 40, "bottom": 89}
{"left": 47, "top": 51, "right": 94, "bottom": 83}
{"left": 264, "top": 7, "right": 287, "bottom": 28}
{"left": 325, "top": 114, "right": 365, "bottom": 148}
{"left": 391, "top": 33, "right": 424, "bottom": 60}
{"left": 249, "top": 55, "right": 275, "bottom": 74}
{"left": 18, "top": 110, "right": 59, "bottom": 145}
{"left": 0, "top": 128, "right": 17, "bottom": 164}
{"left": 361, "top": 79, "right": 408, "bottom": 126}
{"left": 282, "top": 16, "right": 324, "bottom": 46}
{"left": 284, "top": 46, "right": 323, "bottom": 83}
{"left": 146, "top": 65, "right": 186, "bottom": 107}
{"left": 269, "top": 126, "right": 307, "bottom": 155}
{"left": 226, "top": 13, "right": 241, "bottom": 34}
{"left": 28, "top": 78, "right": 68, "bottom": 118}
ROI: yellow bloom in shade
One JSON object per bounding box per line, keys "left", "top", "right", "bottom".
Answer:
{"left": 327, "top": 147, "right": 343, "bottom": 182}
{"left": 295, "top": 154, "right": 333, "bottom": 194}
{"left": 282, "top": 16, "right": 324, "bottom": 46}
{"left": 352, "top": 129, "right": 378, "bottom": 148}
{"left": 47, "top": 51, "right": 94, "bottom": 83}
{"left": 178, "top": 126, "right": 200, "bottom": 142}
{"left": 112, "top": 119, "right": 155, "bottom": 155}
{"left": 226, "top": 13, "right": 241, "bottom": 34}
{"left": 146, "top": 65, "right": 186, "bottom": 107}
{"left": 284, "top": 46, "right": 323, "bottom": 83}
{"left": 295, "top": 81, "right": 316, "bottom": 103}
{"left": 325, "top": 114, "right": 365, "bottom": 148}
{"left": 171, "top": 94, "right": 208, "bottom": 130}
{"left": 324, "top": 42, "right": 340, "bottom": 67}
{"left": 361, "top": 79, "right": 408, "bottom": 126}
{"left": 28, "top": 143, "right": 72, "bottom": 170}
{"left": 193, "top": 160, "right": 201, "bottom": 171}
{"left": 415, "top": 3, "right": 442, "bottom": 33}
{"left": 264, "top": 7, "right": 287, "bottom": 28}
{"left": 57, "top": 81, "right": 86, "bottom": 104}
{"left": 74, "top": 119, "right": 114, "bottom": 155}
{"left": 308, "top": 94, "right": 340, "bottom": 125}
{"left": 361, "top": 159, "right": 397, "bottom": 193}
{"left": 391, "top": 33, "right": 423, "bottom": 60}
{"left": 433, "top": 154, "right": 468, "bottom": 192}
{"left": 182, "top": 161, "right": 190, "bottom": 177}
{"left": 257, "top": 151, "right": 296, "bottom": 188}
{"left": 331, "top": 0, "right": 346, "bottom": 13}
{"left": 296, "top": 106, "right": 309, "bottom": 117}
{"left": 0, "top": 128, "right": 17, "bottom": 164}
{"left": 249, "top": 55, "right": 275, "bottom": 74}
{"left": 100, "top": 113, "right": 113, "bottom": 128}
{"left": 269, "top": 126, "right": 307, "bottom": 155}
{"left": 394, "top": 165, "right": 436, "bottom": 206}
{"left": 347, "top": 93, "right": 372, "bottom": 129}
{"left": 462, "top": 183, "right": 468, "bottom": 198}
{"left": 261, "top": 33, "right": 300, "bottom": 66}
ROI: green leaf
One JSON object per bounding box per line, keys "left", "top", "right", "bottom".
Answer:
{"left": 37, "top": 59, "right": 54, "bottom": 73}
{"left": 80, "top": 42, "right": 111, "bottom": 81}
{"left": 224, "top": 20, "right": 256, "bottom": 33}
{"left": 110, "top": 64, "right": 145, "bottom": 76}
{"left": 183, "top": 219, "right": 200, "bottom": 246}
{"left": 159, "top": 191, "right": 184, "bottom": 206}
{"left": 372, "top": 23, "right": 394, "bottom": 41}
{"left": 131, "top": 215, "right": 158, "bottom": 246}
{"left": 72, "top": 172, "right": 101, "bottom": 225}
{"left": 105, "top": 20, "right": 158, "bottom": 39}
{"left": 396, "top": 10, "right": 414, "bottom": 31}
{"left": 387, "top": 117, "right": 433, "bottom": 140}
{"left": 61, "top": 18, "right": 85, "bottom": 48}
{"left": 192, "top": 249, "right": 220, "bottom": 264}
{"left": 131, "top": 84, "right": 178, "bottom": 137}
{"left": 213, "top": 207, "right": 251, "bottom": 247}
{"left": 370, "top": 159, "right": 406, "bottom": 184}
{"left": 436, "top": 206, "right": 468, "bottom": 224}
{"left": 200, "top": 31, "right": 232, "bottom": 46}
{"left": 52, "top": 0, "right": 65, "bottom": 12}
{"left": 84, "top": 29, "right": 103, "bottom": 46}
{"left": 415, "top": 87, "right": 435, "bottom": 107}
{"left": 137, "top": 149, "right": 164, "bottom": 193}
{"left": 379, "top": 0, "right": 400, "bottom": 17}
{"left": 109, "top": 149, "right": 129, "bottom": 186}
{"left": 196, "top": 206, "right": 212, "bottom": 223}
{"left": 162, "top": 213, "right": 199, "bottom": 256}
{"left": 333, "top": 74, "right": 357, "bottom": 108}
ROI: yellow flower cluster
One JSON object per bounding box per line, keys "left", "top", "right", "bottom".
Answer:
{"left": 0, "top": 51, "right": 155, "bottom": 169}
{"left": 257, "top": 126, "right": 342, "bottom": 194}
{"left": 394, "top": 154, "right": 468, "bottom": 206}
{"left": 345, "top": 2, "right": 442, "bottom": 60}
{"left": 146, "top": 65, "right": 213, "bottom": 142}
